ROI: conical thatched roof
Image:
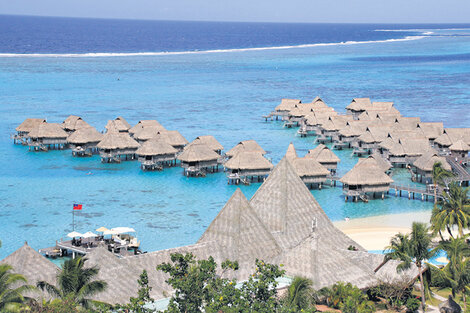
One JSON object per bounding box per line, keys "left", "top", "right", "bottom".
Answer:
{"left": 62, "top": 115, "right": 90, "bottom": 131}
{"left": 225, "top": 151, "right": 273, "bottom": 171}
{"left": 97, "top": 131, "right": 140, "bottom": 150}
{"left": 417, "top": 122, "right": 444, "bottom": 140}
{"left": 413, "top": 150, "right": 452, "bottom": 172}
{"left": 136, "top": 138, "right": 178, "bottom": 156}
{"left": 67, "top": 126, "right": 103, "bottom": 144}
{"left": 226, "top": 140, "right": 266, "bottom": 158}
{"left": 340, "top": 157, "right": 393, "bottom": 186}
{"left": 1, "top": 243, "right": 59, "bottom": 287}
{"left": 129, "top": 120, "right": 165, "bottom": 135}
{"left": 16, "top": 118, "right": 46, "bottom": 133}
{"left": 275, "top": 99, "right": 301, "bottom": 111}
{"left": 28, "top": 123, "right": 68, "bottom": 139}
{"left": 450, "top": 139, "right": 470, "bottom": 152}
{"left": 346, "top": 98, "right": 371, "bottom": 111}
{"left": 290, "top": 158, "right": 330, "bottom": 178}
{"left": 156, "top": 130, "right": 188, "bottom": 147}
{"left": 105, "top": 117, "right": 131, "bottom": 132}
{"left": 362, "top": 154, "right": 392, "bottom": 172}
{"left": 198, "top": 189, "right": 281, "bottom": 265}
{"left": 189, "top": 135, "right": 224, "bottom": 152}
{"left": 285, "top": 143, "right": 298, "bottom": 161}
{"left": 177, "top": 143, "right": 220, "bottom": 162}
{"left": 133, "top": 126, "right": 160, "bottom": 141}
{"left": 305, "top": 144, "right": 340, "bottom": 163}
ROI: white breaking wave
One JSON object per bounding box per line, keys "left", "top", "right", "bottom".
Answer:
{"left": 0, "top": 35, "right": 426, "bottom": 58}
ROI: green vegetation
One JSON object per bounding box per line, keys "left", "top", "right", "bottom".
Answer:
{"left": 319, "top": 282, "right": 375, "bottom": 313}
{"left": 0, "top": 263, "right": 33, "bottom": 312}
{"left": 431, "top": 161, "right": 454, "bottom": 205}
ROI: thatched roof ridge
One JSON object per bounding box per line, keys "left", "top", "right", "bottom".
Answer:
{"left": 305, "top": 144, "right": 340, "bottom": 163}
{"left": 371, "top": 101, "right": 394, "bottom": 110}
{"left": 133, "top": 126, "right": 160, "bottom": 141}
{"left": 178, "top": 143, "right": 220, "bottom": 162}
{"left": 28, "top": 123, "right": 68, "bottom": 139}
{"left": 290, "top": 158, "right": 330, "bottom": 177}
{"left": 16, "top": 118, "right": 46, "bottom": 133}
{"left": 62, "top": 115, "right": 90, "bottom": 131}
{"left": 413, "top": 151, "right": 452, "bottom": 172}
{"left": 450, "top": 139, "right": 470, "bottom": 151}
{"left": 162, "top": 130, "right": 188, "bottom": 147}
{"left": 275, "top": 99, "right": 301, "bottom": 112}
{"left": 365, "top": 154, "right": 392, "bottom": 172}
{"left": 285, "top": 143, "right": 298, "bottom": 161}
{"left": 97, "top": 131, "right": 140, "bottom": 150}
{"left": 67, "top": 126, "right": 103, "bottom": 144}
{"left": 105, "top": 117, "right": 131, "bottom": 132}
{"left": 346, "top": 98, "right": 372, "bottom": 111}
{"left": 226, "top": 140, "right": 266, "bottom": 158}
{"left": 340, "top": 157, "right": 393, "bottom": 186}
{"left": 225, "top": 151, "right": 273, "bottom": 171}
{"left": 417, "top": 122, "right": 444, "bottom": 139}
{"left": 136, "top": 138, "right": 178, "bottom": 156}
{"left": 129, "top": 120, "right": 166, "bottom": 135}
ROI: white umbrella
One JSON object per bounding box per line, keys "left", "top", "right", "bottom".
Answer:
{"left": 111, "top": 227, "right": 136, "bottom": 234}
{"left": 67, "top": 231, "right": 83, "bottom": 238}
{"left": 103, "top": 229, "right": 118, "bottom": 235}
{"left": 82, "top": 231, "right": 97, "bottom": 238}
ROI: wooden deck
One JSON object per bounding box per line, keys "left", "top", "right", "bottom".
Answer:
{"left": 39, "top": 239, "right": 140, "bottom": 259}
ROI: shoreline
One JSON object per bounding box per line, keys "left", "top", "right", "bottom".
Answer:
{"left": 334, "top": 211, "right": 432, "bottom": 251}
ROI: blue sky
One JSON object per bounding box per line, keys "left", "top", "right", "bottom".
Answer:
{"left": 1, "top": 0, "right": 469, "bottom": 23}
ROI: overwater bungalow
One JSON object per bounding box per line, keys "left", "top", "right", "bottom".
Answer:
{"left": 132, "top": 126, "right": 160, "bottom": 143}
{"left": 387, "top": 138, "right": 432, "bottom": 167}
{"left": 393, "top": 116, "right": 421, "bottom": 130}
{"left": 285, "top": 143, "right": 329, "bottom": 188}
{"left": 434, "top": 128, "right": 470, "bottom": 155}
{"left": 353, "top": 126, "right": 391, "bottom": 156}
{"left": 315, "top": 115, "right": 353, "bottom": 143}
{"left": 188, "top": 135, "right": 224, "bottom": 154}
{"left": 129, "top": 120, "right": 166, "bottom": 136}
{"left": 367, "top": 153, "right": 393, "bottom": 174}
{"left": 105, "top": 117, "right": 131, "bottom": 133}
{"left": 333, "top": 120, "right": 369, "bottom": 149}
{"left": 13, "top": 118, "right": 46, "bottom": 144}
{"left": 28, "top": 123, "right": 69, "bottom": 151}
{"left": 97, "top": 131, "right": 140, "bottom": 163}
{"left": 298, "top": 110, "right": 338, "bottom": 136}
{"left": 449, "top": 140, "right": 470, "bottom": 162}
{"left": 412, "top": 151, "right": 452, "bottom": 184}
{"left": 271, "top": 98, "right": 301, "bottom": 119}
{"left": 305, "top": 144, "right": 340, "bottom": 174}
{"left": 62, "top": 115, "right": 91, "bottom": 134}
{"left": 226, "top": 140, "right": 266, "bottom": 158}
{"left": 154, "top": 130, "right": 188, "bottom": 151}
{"left": 340, "top": 157, "right": 394, "bottom": 201}
{"left": 136, "top": 138, "right": 178, "bottom": 170}
{"left": 177, "top": 143, "right": 221, "bottom": 176}
{"left": 224, "top": 151, "right": 273, "bottom": 184}
{"left": 345, "top": 98, "right": 372, "bottom": 119}
{"left": 67, "top": 126, "right": 104, "bottom": 156}
{"left": 416, "top": 122, "right": 444, "bottom": 145}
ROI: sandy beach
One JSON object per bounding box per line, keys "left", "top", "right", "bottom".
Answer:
{"left": 334, "top": 211, "right": 432, "bottom": 251}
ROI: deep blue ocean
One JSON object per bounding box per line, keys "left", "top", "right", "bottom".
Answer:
{"left": 0, "top": 15, "right": 469, "bottom": 258}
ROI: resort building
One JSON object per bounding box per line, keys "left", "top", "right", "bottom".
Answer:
{"left": 449, "top": 140, "right": 470, "bottom": 162}
{"left": 345, "top": 98, "right": 372, "bottom": 119}
{"left": 14, "top": 118, "right": 46, "bottom": 144}
{"left": 285, "top": 143, "right": 329, "bottom": 188}
{"left": 386, "top": 138, "right": 432, "bottom": 167}
{"left": 128, "top": 120, "right": 166, "bottom": 136}
{"left": 272, "top": 98, "right": 302, "bottom": 119}
{"left": 333, "top": 121, "right": 369, "bottom": 149}
{"left": 28, "top": 123, "right": 69, "bottom": 151}
{"left": 177, "top": 143, "right": 221, "bottom": 176}
{"left": 97, "top": 131, "right": 140, "bottom": 163}
{"left": 132, "top": 126, "right": 161, "bottom": 143}
{"left": 104, "top": 117, "right": 132, "bottom": 133}
{"left": 315, "top": 115, "right": 353, "bottom": 143}
{"left": 434, "top": 128, "right": 470, "bottom": 154}
{"left": 224, "top": 151, "right": 273, "bottom": 184}
{"left": 61, "top": 115, "right": 91, "bottom": 134}
{"left": 353, "top": 126, "right": 390, "bottom": 156}
{"left": 412, "top": 151, "right": 452, "bottom": 184}
{"left": 305, "top": 144, "right": 340, "bottom": 174}
{"left": 416, "top": 122, "right": 444, "bottom": 145}
{"left": 136, "top": 138, "right": 178, "bottom": 171}
{"left": 340, "top": 156, "right": 394, "bottom": 201}
{"left": 225, "top": 140, "right": 266, "bottom": 158}
{"left": 67, "top": 126, "right": 104, "bottom": 156}
{"left": 188, "top": 135, "right": 224, "bottom": 154}
{"left": 154, "top": 130, "right": 188, "bottom": 151}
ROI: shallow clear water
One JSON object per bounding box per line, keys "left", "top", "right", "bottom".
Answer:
{"left": 0, "top": 23, "right": 469, "bottom": 258}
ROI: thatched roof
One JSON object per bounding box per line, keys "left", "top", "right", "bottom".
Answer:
{"left": 413, "top": 151, "right": 452, "bottom": 172}
{"left": 357, "top": 126, "right": 391, "bottom": 144}
{"left": 450, "top": 139, "right": 470, "bottom": 152}
{"left": 305, "top": 144, "right": 340, "bottom": 163}
{"left": 340, "top": 157, "right": 393, "bottom": 186}
{"left": 129, "top": 120, "right": 166, "bottom": 135}
{"left": 28, "top": 123, "right": 68, "bottom": 139}
{"left": 198, "top": 189, "right": 282, "bottom": 265}
{"left": 346, "top": 98, "right": 372, "bottom": 111}
{"left": 434, "top": 128, "right": 470, "bottom": 147}
{"left": 275, "top": 99, "right": 301, "bottom": 112}
{"left": 285, "top": 143, "right": 298, "bottom": 161}
{"left": 366, "top": 154, "right": 392, "bottom": 172}
{"left": 67, "top": 126, "right": 103, "bottom": 144}
{"left": 285, "top": 143, "right": 329, "bottom": 177}
{"left": 105, "top": 117, "right": 131, "bottom": 132}
{"left": 224, "top": 151, "right": 273, "bottom": 171}
{"left": 0, "top": 243, "right": 59, "bottom": 289}
{"left": 62, "top": 115, "right": 90, "bottom": 131}
{"left": 16, "top": 118, "right": 46, "bottom": 133}
{"left": 189, "top": 135, "right": 224, "bottom": 152}
{"left": 136, "top": 138, "right": 178, "bottom": 156}
{"left": 388, "top": 138, "right": 432, "bottom": 157}
{"left": 97, "top": 131, "right": 140, "bottom": 150}
{"left": 226, "top": 140, "right": 266, "bottom": 158}
{"left": 177, "top": 144, "right": 220, "bottom": 162}
{"left": 133, "top": 126, "right": 160, "bottom": 141}
{"left": 394, "top": 117, "right": 421, "bottom": 130}
{"left": 417, "top": 122, "right": 444, "bottom": 140}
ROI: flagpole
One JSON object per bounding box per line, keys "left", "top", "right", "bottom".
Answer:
{"left": 73, "top": 208, "right": 75, "bottom": 231}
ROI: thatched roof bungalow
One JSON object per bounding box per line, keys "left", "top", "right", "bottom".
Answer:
{"left": 132, "top": 126, "right": 160, "bottom": 143}
{"left": 346, "top": 98, "right": 372, "bottom": 119}
{"left": 226, "top": 140, "right": 266, "bottom": 158}
{"left": 340, "top": 157, "right": 393, "bottom": 201}
{"left": 178, "top": 143, "right": 221, "bottom": 176}
{"left": 188, "top": 135, "right": 224, "bottom": 154}
{"left": 15, "top": 118, "right": 46, "bottom": 136}
{"left": 416, "top": 122, "right": 444, "bottom": 144}
{"left": 412, "top": 150, "right": 452, "bottom": 184}
{"left": 28, "top": 123, "right": 69, "bottom": 151}
{"left": 434, "top": 128, "right": 470, "bottom": 154}
{"left": 273, "top": 99, "right": 301, "bottom": 117}
{"left": 62, "top": 115, "right": 91, "bottom": 133}
{"left": 155, "top": 130, "right": 188, "bottom": 151}
{"left": 67, "top": 126, "right": 103, "bottom": 156}
{"left": 224, "top": 151, "right": 273, "bottom": 184}
{"left": 136, "top": 138, "right": 178, "bottom": 170}
{"left": 285, "top": 143, "right": 329, "bottom": 188}
{"left": 450, "top": 140, "right": 470, "bottom": 160}
{"left": 306, "top": 144, "right": 340, "bottom": 173}
{"left": 353, "top": 126, "right": 391, "bottom": 155}
{"left": 97, "top": 131, "right": 140, "bottom": 163}
{"left": 387, "top": 138, "right": 432, "bottom": 166}
{"left": 105, "top": 117, "right": 131, "bottom": 133}
{"left": 129, "top": 120, "right": 166, "bottom": 135}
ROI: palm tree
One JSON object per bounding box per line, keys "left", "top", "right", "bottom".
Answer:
{"left": 431, "top": 182, "right": 470, "bottom": 239}
{"left": 283, "top": 276, "right": 314, "bottom": 311}
{"left": 37, "top": 257, "right": 107, "bottom": 309}
{"left": 0, "top": 264, "right": 33, "bottom": 312}
{"left": 386, "top": 222, "right": 435, "bottom": 311}
{"left": 432, "top": 161, "right": 454, "bottom": 204}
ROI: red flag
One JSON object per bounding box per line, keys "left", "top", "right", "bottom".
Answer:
{"left": 73, "top": 204, "right": 82, "bottom": 210}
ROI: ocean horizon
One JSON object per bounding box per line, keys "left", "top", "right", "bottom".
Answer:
{"left": 0, "top": 15, "right": 469, "bottom": 259}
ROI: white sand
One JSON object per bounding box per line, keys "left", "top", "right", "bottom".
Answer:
{"left": 333, "top": 211, "right": 432, "bottom": 251}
